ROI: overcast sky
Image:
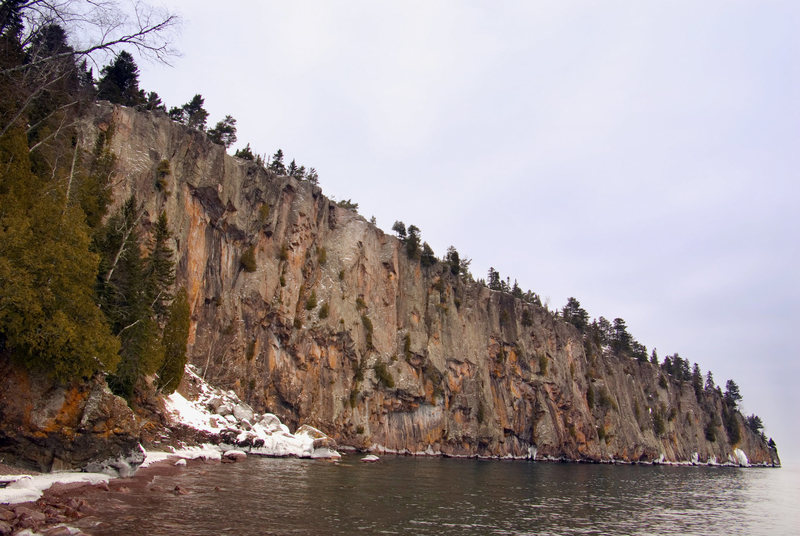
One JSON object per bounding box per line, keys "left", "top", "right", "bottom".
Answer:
{"left": 137, "top": 1, "right": 799, "bottom": 463}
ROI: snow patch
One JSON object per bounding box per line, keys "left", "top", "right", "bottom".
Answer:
{"left": 162, "top": 365, "right": 340, "bottom": 459}
{"left": 0, "top": 472, "right": 109, "bottom": 505}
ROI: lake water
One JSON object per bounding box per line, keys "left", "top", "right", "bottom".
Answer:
{"left": 75, "top": 456, "right": 798, "bottom": 535}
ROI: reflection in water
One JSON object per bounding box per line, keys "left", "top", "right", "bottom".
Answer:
{"left": 76, "top": 456, "right": 798, "bottom": 536}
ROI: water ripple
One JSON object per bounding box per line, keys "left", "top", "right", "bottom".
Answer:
{"left": 75, "top": 457, "right": 798, "bottom": 536}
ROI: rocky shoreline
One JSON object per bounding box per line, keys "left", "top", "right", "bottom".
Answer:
{"left": 0, "top": 450, "right": 249, "bottom": 536}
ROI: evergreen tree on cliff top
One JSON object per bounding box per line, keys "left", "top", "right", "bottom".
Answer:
{"left": 207, "top": 115, "right": 237, "bottom": 148}
{"left": 97, "top": 51, "right": 142, "bottom": 106}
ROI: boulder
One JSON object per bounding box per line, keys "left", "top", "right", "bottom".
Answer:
{"left": 223, "top": 450, "right": 247, "bottom": 461}
{"left": 295, "top": 425, "right": 337, "bottom": 450}
{"left": 232, "top": 404, "right": 254, "bottom": 422}
{"left": 215, "top": 403, "right": 233, "bottom": 417}
{"left": 207, "top": 397, "right": 224, "bottom": 412}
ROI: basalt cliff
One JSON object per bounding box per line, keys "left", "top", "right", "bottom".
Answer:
{"left": 62, "top": 103, "right": 777, "bottom": 466}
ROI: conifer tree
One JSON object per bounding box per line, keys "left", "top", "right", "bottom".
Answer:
{"left": 692, "top": 363, "right": 703, "bottom": 398}
{"left": 97, "top": 51, "right": 142, "bottom": 106}
{"left": 143, "top": 91, "right": 166, "bottom": 111}
{"left": 420, "top": 242, "right": 436, "bottom": 267}
{"left": 611, "top": 318, "right": 632, "bottom": 354}
{"left": 96, "top": 196, "right": 163, "bottom": 398}
{"left": 157, "top": 287, "right": 190, "bottom": 394}
{"left": 705, "top": 371, "right": 716, "bottom": 392}
{"left": 392, "top": 221, "right": 407, "bottom": 239}
{"left": 0, "top": 124, "right": 119, "bottom": 381}
{"left": 234, "top": 143, "right": 255, "bottom": 161}
{"left": 182, "top": 94, "right": 208, "bottom": 130}
{"left": 487, "top": 267, "right": 501, "bottom": 290}
{"left": 406, "top": 225, "right": 421, "bottom": 259}
{"left": 724, "top": 379, "right": 742, "bottom": 408}
{"left": 445, "top": 246, "right": 460, "bottom": 275}
{"left": 207, "top": 115, "right": 237, "bottom": 148}
{"left": 632, "top": 341, "right": 648, "bottom": 363}
{"left": 595, "top": 317, "right": 613, "bottom": 342}
{"left": 145, "top": 212, "right": 175, "bottom": 320}
{"left": 268, "top": 149, "right": 286, "bottom": 174}
{"left": 562, "top": 297, "right": 589, "bottom": 331}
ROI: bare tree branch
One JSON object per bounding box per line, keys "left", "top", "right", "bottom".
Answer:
{"left": 103, "top": 201, "right": 145, "bottom": 284}
{"left": 0, "top": 1, "right": 179, "bottom": 136}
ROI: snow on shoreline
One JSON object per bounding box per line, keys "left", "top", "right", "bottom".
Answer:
{"left": 0, "top": 365, "right": 340, "bottom": 506}
{"left": 0, "top": 473, "right": 109, "bottom": 505}
{"left": 162, "top": 365, "right": 341, "bottom": 460}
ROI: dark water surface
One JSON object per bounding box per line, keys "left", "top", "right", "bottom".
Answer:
{"left": 76, "top": 456, "right": 798, "bottom": 535}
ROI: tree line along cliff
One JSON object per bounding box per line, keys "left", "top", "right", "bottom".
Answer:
{"left": 76, "top": 102, "right": 776, "bottom": 465}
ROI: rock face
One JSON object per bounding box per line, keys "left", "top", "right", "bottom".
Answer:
{"left": 80, "top": 103, "right": 779, "bottom": 465}
{"left": 0, "top": 356, "right": 142, "bottom": 473}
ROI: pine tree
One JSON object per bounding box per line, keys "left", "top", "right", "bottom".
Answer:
{"left": 157, "top": 287, "right": 190, "bottom": 394}
{"left": 562, "top": 297, "right": 589, "bottom": 331}
{"left": 234, "top": 143, "right": 255, "bottom": 161}
{"left": 596, "top": 317, "right": 613, "bottom": 343}
{"left": 406, "top": 225, "right": 421, "bottom": 259}
{"left": 724, "top": 379, "right": 742, "bottom": 408}
{"left": 143, "top": 91, "right": 166, "bottom": 111}
{"left": 487, "top": 267, "right": 501, "bottom": 290}
{"left": 692, "top": 363, "right": 703, "bottom": 399}
{"left": 207, "top": 115, "right": 237, "bottom": 148}
{"left": 182, "top": 94, "right": 208, "bottom": 130}
{"left": 611, "top": 318, "right": 632, "bottom": 354}
{"left": 97, "top": 51, "right": 142, "bottom": 106}
{"left": 392, "top": 221, "right": 407, "bottom": 239}
{"left": 96, "top": 196, "right": 163, "bottom": 398}
{"left": 445, "top": 246, "right": 460, "bottom": 275}
{"left": 145, "top": 212, "right": 175, "bottom": 320}
{"left": 512, "top": 280, "right": 523, "bottom": 298}
{"left": 268, "top": 149, "right": 286, "bottom": 174}
{"left": 705, "top": 371, "right": 716, "bottom": 392}
{"left": 632, "top": 341, "right": 648, "bottom": 363}
{"left": 745, "top": 414, "right": 763, "bottom": 433}
{"left": 168, "top": 105, "right": 184, "bottom": 122}
{"left": 420, "top": 242, "right": 436, "bottom": 267}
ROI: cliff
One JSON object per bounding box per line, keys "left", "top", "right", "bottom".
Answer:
{"left": 79, "top": 103, "right": 778, "bottom": 465}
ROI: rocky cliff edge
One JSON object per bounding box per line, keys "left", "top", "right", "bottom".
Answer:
{"left": 75, "top": 103, "right": 778, "bottom": 466}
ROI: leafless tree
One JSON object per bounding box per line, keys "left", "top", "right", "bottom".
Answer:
{"left": 0, "top": 0, "right": 178, "bottom": 138}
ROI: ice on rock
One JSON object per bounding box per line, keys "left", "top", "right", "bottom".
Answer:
{"left": 224, "top": 450, "right": 247, "bottom": 461}
{"left": 259, "top": 413, "right": 283, "bottom": 432}
{"left": 159, "top": 365, "right": 340, "bottom": 460}
{"left": 734, "top": 448, "right": 749, "bottom": 466}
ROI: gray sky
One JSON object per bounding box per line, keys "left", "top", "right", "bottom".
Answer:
{"left": 138, "top": 0, "right": 799, "bottom": 463}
